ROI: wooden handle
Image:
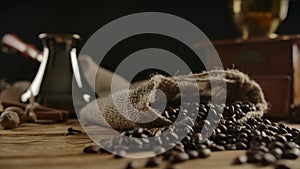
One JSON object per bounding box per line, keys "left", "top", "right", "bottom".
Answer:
{"left": 2, "top": 34, "right": 42, "bottom": 61}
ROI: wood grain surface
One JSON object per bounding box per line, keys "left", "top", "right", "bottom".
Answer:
{"left": 1, "top": 120, "right": 299, "bottom": 169}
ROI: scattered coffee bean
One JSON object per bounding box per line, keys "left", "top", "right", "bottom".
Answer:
{"left": 198, "top": 148, "right": 211, "bottom": 158}
{"left": 68, "top": 127, "right": 82, "bottom": 135}
{"left": 154, "top": 146, "right": 166, "bottom": 155}
{"left": 270, "top": 148, "right": 283, "bottom": 159}
{"left": 282, "top": 148, "right": 300, "bottom": 159}
{"left": 262, "top": 153, "right": 276, "bottom": 165}
{"left": 274, "top": 162, "right": 291, "bottom": 169}
{"left": 124, "top": 161, "right": 138, "bottom": 169}
{"left": 169, "top": 152, "right": 189, "bottom": 163}
{"left": 186, "top": 150, "right": 198, "bottom": 159}
{"left": 224, "top": 144, "right": 237, "bottom": 150}
{"left": 165, "top": 164, "right": 182, "bottom": 169}
{"left": 90, "top": 103, "right": 300, "bottom": 168}
{"left": 232, "top": 155, "right": 247, "bottom": 165}
{"left": 210, "top": 144, "right": 225, "bottom": 151}
{"left": 145, "top": 157, "right": 162, "bottom": 167}
{"left": 114, "top": 150, "right": 127, "bottom": 159}
{"left": 83, "top": 145, "right": 100, "bottom": 154}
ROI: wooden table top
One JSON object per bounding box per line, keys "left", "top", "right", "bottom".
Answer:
{"left": 0, "top": 120, "right": 299, "bottom": 169}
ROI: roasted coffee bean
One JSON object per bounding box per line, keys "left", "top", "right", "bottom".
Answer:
{"left": 197, "top": 144, "right": 207, "bottom": 149}
{"left": 278, "top": 127, "right": 288, "bottom": 134}
{"left": 262, "top": 153, "right": 276, "bottom": 165}
{"left": 162, "top": 150, "right": 175, "bottom": 160}
{"left": 232, "top": 155, "right": 247, "bottom": 165}
{"left": 145, "top": 157, "right": 162, "bottom": 167}
{"left": 247, "top": 152, "right": 263, "bottom": 163}
{"left": 215, "top": 140, "right": 227, "bottom": 146}
{"left": 262, "top": 119, "right": 272, "bottom": 125}
{"left": 169, "top": 152, "right": 189, "bottom": 163}
{"left": 241, "top": 128, "right": 251, "bottom": 135}
{"left": 236, "top": 142, "right": 247, "bottom": 150}
{"left": 215, "top": 133, "right": 226, "bottom": 140}
{"left": 257, "top": 146, "right": 269, "bottom": 153}
{"left": 83, "top": 145, "right": 100, "bottom": 154}
{"left": 270, "top": 148, "right": 283, "bottom": 159}
{"left": 198, "top": 148, "right": 211, "bottom": 158}
{"left": 124, "top": 161, "right": 138, "bottom": 169}
{"left": 282, "top": 148, "right": 300, "bottom": 159}
{"left": 173, "top": 146, "right": 185, "bottom": 153}
{"left": 252, "top": 129, "right": 261, "bottom": 136}
{"left": 237, "top": 132, "right": 248, "bottom": 141}
{"left": 186, "top": 150, "right": 198, "bottom": 159}
{"left": 154, "top": 146, "right": 166, "bottom": 155}
{"left": 224, "top": 144, "right": 237, "bottom": 150}
{"left": 283, "top": 133, "right": 293, "bottom": 141}
{"left": 268, "top": 141, "right": 285, "bottom": 150}
{"left": 286, "top": 142, "right": 300, "bottom": 149}
{"left": 114, "top": 150, "right": 127, "bottom": 159}
{"left": 240, "top": 138, "right": 249, "bottom": 145}
{"left": 228, "top": 137, "right": 237, "bottom": 144}
{"left": 209, "top": 144, "right": 225, "bottom": 151}
{"left": 99, "top": 148, "right": 110, "bottom": 154}
{"left": 165, "top": 164, "right": 182, "bottom": 169}
{"left": 268, "top": 126, "right": 279, "bottom": 133}
{"left": 218, "top": 124, "right": 227, "bottom": 133}
{"left": 94, "top": 103, "right": 300, "bottom": 167}
{"left": 275, "top": 134, "right": 287, "bottom": 143}
{"left": 274, "top": 163, "right": 291, "bottom": 169}
{"left": 198, "top": 107, "right": 207, "bottom": 114}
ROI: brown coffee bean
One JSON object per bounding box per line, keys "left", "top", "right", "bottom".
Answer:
{"left": 154, "top": 146, "right": 166, "bottom": 155}
{"left": 215, "top": 140, "right": 227, "bottom": 146}
{"left": 198, "top": 148, "right": 211, "bottom": 158}
{"left": 165, "top": 164, "right": 182, "bottom": 169}
{"left": 286, "top": 142, "right": 300, "bottom": 149}
{"left": 232, "top": 155, "right": 247, "bottom": 165}
{"left": 186, "top": 150, "right": 198, "bottom": 159}
{"left": 237, "top": 132, "right": 248, "bottom": 141}
{"left": 262, "top": 153, "right": 276, "bottom": 165}
{"left": 275, "top": 134, "right": 287, "bottom": 143}
{"left": 247, "top": 151, "right": 263, "bottom": 163}
{"left": 282, "top": 148, "right": 300, "bottom": 159}
{"left": 210, "top": 144, "right": 225, "bottom": 151}
{"left": 114, "top": 150, "right": 127, "bottom": 159}
{"left": 224, "top": 144, "right": 237, "bottom": 150}
{"left": 268, "top": 141, "right": 285, "bottom": 150}
{"left": 145, "top": 157, "right": 162, "bottom": 167}
{"left": 270, "top": 148, "right": 283, "bottom": 159}
{"left": 235, "top": 142, "right": 247, "bottom": 150}
{"left": 83, "top": 145, "right": 100, "bottom": 153}
{"left": 274, "top": 163, "right": 291, "bottom": 169}
{"left": 124, "top": 161, "right": 138, "bottom": 169}
{"left": 252, "top": 129, "right": 261, "bottom": 136}
{"left": 169, "top": 152, "right": 189, "bottom": 163}
{"left": 218, "top": 124, "right": 227, "bottom": 133}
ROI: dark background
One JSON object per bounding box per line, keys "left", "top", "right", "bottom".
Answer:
{"left": 1, "top": 0, "right": 300, "bottom": 83}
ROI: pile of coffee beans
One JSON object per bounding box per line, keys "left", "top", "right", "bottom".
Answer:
{"left": 84, "top": 102, "right": 300, "bottom": 169}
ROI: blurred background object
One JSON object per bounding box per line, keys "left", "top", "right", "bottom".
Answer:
{"left": 208, "top": 0, "right": 300, "bottom": 121}
{"left": 229, "top": 0, "right": 289, "bottom": 39}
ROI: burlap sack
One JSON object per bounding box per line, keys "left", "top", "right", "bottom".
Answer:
{"left": 79, "top": 69, "right": 268, "bottom": 130}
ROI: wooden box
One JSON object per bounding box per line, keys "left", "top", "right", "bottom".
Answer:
{"left": 209, "top": 35, "right": 300, "bottom": 121}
